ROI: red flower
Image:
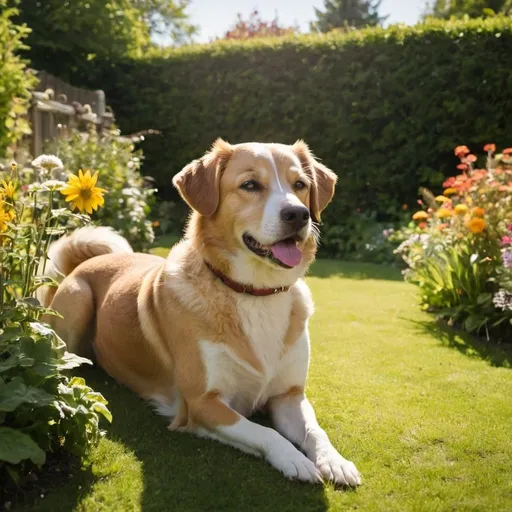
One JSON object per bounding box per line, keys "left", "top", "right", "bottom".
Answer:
{"left": 454, "top": 145, "right": 470, "bottom": 158}
{"left": 465, "top": 154, "right": 477, "bottom": 163}
{"left": 418, "top": 222, "right": 428, "bottom": 229}
{"left": 503, "top": 148, "right": 512, "bottom": 155}
{"left": 456, "top": 163, "right": 468, "bottom": 171}
{"left": 483, "top": 143, "right": 496, "bottom": 152}
{"left": 443, "top": 177, "right": 456, "bottom": 188}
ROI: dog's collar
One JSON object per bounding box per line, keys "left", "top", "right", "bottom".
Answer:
{"left": 205, "top": 261, "right": 290, "bottom": 296}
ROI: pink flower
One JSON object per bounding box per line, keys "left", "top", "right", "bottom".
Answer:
{"left": 502, "top": 235, "right": 512, "bottom": 246}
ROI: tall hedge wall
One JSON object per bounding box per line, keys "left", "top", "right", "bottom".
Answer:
{"left": 89, "top": 18, "right": 512, "bottom": 247}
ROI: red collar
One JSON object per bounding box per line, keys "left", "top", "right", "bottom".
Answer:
{"left": 205, "top": 261, "right": 290, "bottom": 296}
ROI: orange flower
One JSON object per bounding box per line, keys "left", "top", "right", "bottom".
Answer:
{"left": 471, "top": 207, "right": 485, "bottom": 217}
{"left": 454, "top": 204, "right": 468, "bottom": 215}
{"left": 457, "top": 163, "right": 468, "bottom": 171}
{"left": 454, "top": 145, "right": 470, "bottom": 158}
{"left": 436, "top": 223, "right": 449, "bottom": 232}
{"left": 467, "top": 217, "right": 486, "bottom": 234}
{"left": 401, "top": 203, "right": 408, "bottom": 211}
{"left": 436, "top": 207, "right": 453, "bottom": 219}
{"left": 443, "top": 177, "right": 456, "bottom": 188}
{"left": 472, "top": 169, "right": 487, "bottom": 180}
{"left": 418, "top": 222, "right": 428, "bottom": 230}
{"left": 152, "top": 220, "right": 160, "bottom": 227}
{"left": 483, "top": 143, "right": 496, "bottom": 152}
{"left": 465, "top": 154, "right": 477, "bottom": 163}
{"left": 412, "top": 211, "right": 429, "bottom": 221}
{"left": 503, "top": 148, "right": 512, "bottom": 155}
{"left": 444, "top": 187, "right": 458, "bottom": 196}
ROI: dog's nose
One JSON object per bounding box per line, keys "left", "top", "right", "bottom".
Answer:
{"left": 280, "top": 205, "right": 310, "bottom": 231}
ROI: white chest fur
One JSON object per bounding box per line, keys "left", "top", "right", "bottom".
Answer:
{"left": 199, "top": 292, "right": 293, "bottom": 415}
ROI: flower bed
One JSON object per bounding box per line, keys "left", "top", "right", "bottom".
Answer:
{"left": 0, "top": 156, "right": 111, "bottom": 494}
{"left": 393, "top": 145, "right": 512, "bottom": 341}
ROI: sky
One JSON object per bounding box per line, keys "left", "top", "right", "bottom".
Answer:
{"left": 186, "top": 0, "right": 426, "bottom": 43}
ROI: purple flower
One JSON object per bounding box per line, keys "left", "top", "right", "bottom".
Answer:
{"left": 503, "top": 249, "right": 512, "bottom": 269}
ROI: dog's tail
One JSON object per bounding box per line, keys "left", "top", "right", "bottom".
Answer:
{"left": 37, "top": 226, "right": 133, "bottom": 307}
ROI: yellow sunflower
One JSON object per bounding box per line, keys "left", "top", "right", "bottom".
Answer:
{"left": 0, "top": 208, "right": 10, "bottom": 232}
{"left": 0, "top": 179, "right": 15, "bottom": 200}
{"left": 60, "top": 169, "right": 106, "bottom": 214}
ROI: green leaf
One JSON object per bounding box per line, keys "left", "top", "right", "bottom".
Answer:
{"left": 0, "top": 427, "right": 45, "bottom": 465}
{"left": 0, "top": 377, "right": 54, "bottom": 412}
{"left": 92, "top": 402, "right": 112, "bottom": 423}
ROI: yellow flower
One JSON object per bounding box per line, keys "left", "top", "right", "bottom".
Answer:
{"left": 435, "top": 195, "right": 450, "bottom": 203}
{"left": 0, "top": 208, "right": 10, "bottom": 232}
{"left": 0, "top": 179, "right": 15, "bottom": 200}
{"left": 412, "top": 211, "right": 429, "bottom": 221}
{"left": 60, "top": 169, "right": 106, "bottom": 214}
{"left": 471, "top": 207, "right": 485, "bottom": 217}
{"left": 454, "top": 204, "right": 468, "bottom": 216}
{"left": 468, "top": 217, "right": 486, "bottom": 234}
{"left": 436, "top": 207, "right": 453, "bottom": 219}
{"left": 444, "top": 188, "right": 458, "bottom": 196}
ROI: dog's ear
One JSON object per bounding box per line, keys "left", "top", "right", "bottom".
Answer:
{"left": 173, "top": 138, "right": 233, "bottom": 216}
{"left": 292, "top": 140, "right": 337, "bottom": 223}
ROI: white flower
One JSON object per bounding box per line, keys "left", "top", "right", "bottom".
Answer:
{"left": 32, "top": 154, "right": 64, "bottom": 172}
{"left": 41, "top": 179, "right": 66, "bottom": 190}
{"left": 493, "top": 289, "right": 512, "bottom": 311}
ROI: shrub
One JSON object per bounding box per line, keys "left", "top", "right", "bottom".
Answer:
{"left": 45, "top": 126, "right": 156, "bottom": 251}
{"left": 393, "top": 144, "right": 512, "bottom": 341}
{"left": 0, "top": 158, "right": 111, "bottom": 489}
{"left": 78, "top": 17, "right": 512, "bottom": 256}
{"left": 0, "top": 0, "right": 36, "bottom": 157}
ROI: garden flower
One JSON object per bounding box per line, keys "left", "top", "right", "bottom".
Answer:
{"left": 471, "top": 207, "right": 485, "bottom": 217}
{"left": 0, "top": 179, "right": 15, "bottom": 199}
{"left": 436, "top": 207, "right": 453, "bottom": 219}
{"left": 484, "top": 144, "right": 496, "bottom": 152}
{"left": 502, "top": 250, "right": 512, "bottom": 269}
{"left": 454, "top": 204, "right": 468, "bottom": 215}
{"left": 454, "top": 145, "right": 470, "bottom": 158}
{"left": 435, "top": 195, "right": 450, "bottom": 203}
{"left": 502, "top": 148, "right": 512, "bottom": 155}
{"left": 418, "top": 222, "right": 428, "bottom": 229}
{"left": 32, "top": 154, "right": 64, "bottom": 172}
{"left": 412, "top": 211, "right": 429, "bottom": 221}
{"left": 493, "top": 289, "right": 512, "bottom": 311}
{"left": 444, "top": 187, "right": 458, "bottom": 196}
{"left": 465, "top": 154, "right": 477, "bottom": 163}
{"left": 60, "top": 169, "right": 106, "bottom": 214}
{"left": 457, "top": 163, "right": 468, "bottom": 171}
{"left": 0, "top": 207, "right": 10, "bottom": 232}
{"left": 436, "top": 223, "right": 449, "bottom": 232}
{"left": 467, "top": 217, "right": 486, "bottom": 233}
{"left": 443, "top": 177, "right": 456, "bottom": 188}
{"left": 502, "top": 235, "right": 512, "bottom": 246}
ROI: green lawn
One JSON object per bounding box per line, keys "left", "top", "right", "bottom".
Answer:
{"left": 20, "top": 255, "right": 512, "bottom": 512}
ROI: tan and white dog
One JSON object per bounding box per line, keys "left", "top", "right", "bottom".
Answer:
{"left": 41, "top": 139, "right": 361, "bottom": 486}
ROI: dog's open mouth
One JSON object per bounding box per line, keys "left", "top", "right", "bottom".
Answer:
{"left": 243, "top": 233, "right": 303, "bottom": 268}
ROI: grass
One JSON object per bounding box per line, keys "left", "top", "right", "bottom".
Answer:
{"left": 18, "top": 252, "right": 512, "bottom": 512}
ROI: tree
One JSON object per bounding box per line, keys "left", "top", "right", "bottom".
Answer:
{"left": 221, "top": 9, "right": 298, "bottom": 40}
{"left": 424, "top": 0, "right": 512, "bottom": 18}
{"left": 311, "top": 0, "right": 388, "bottom": 32}
{"left": 12, "top": 0, "right": 197, "bottom": 79}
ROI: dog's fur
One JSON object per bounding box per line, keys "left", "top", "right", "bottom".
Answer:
{"left": 40, "top": 139, "right": 361, "bottom": 486}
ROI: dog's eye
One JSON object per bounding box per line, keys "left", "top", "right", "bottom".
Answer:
{"left": 240, "top": 180, "right": 261, "bottom": 191}
{"left": 293, "top": 180, "right": 307, "bottom": 191}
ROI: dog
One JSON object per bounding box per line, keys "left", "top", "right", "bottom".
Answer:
{"left": 40, "top": 139, "right": 361, "bottom": 486}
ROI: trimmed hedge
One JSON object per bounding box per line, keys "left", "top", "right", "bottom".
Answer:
{"left": 86, "top": 18, "right": 512, "bottom": 253}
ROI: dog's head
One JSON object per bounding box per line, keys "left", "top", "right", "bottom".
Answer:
{"left": 173, "top": 139, "right": 337, "bottom": 286}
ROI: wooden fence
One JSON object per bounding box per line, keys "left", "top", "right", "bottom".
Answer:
{"left": 29, "top": 71, "right": 115, "bottom": 156}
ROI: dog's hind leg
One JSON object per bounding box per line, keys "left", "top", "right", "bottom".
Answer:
{"left": 47, "top": 276, "right": 95, "bottom": 356}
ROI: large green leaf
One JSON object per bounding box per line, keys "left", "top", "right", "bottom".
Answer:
{"left": 0, "top": 377, "right": 54, "bottom": 412}
{"left": 0, "top": 427, "right": 45, "bottom": 465}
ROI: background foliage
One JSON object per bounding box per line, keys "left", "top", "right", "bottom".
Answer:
{"left": 79, "top": 17, "right": 512, "bottom": 255}
{"left": 0, "top": 0, "right": 36, "bottom": 157}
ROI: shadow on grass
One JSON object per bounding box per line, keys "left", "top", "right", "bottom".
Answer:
{"left": 415, "top": 319, "right": 512, "bottom": 369}
{"left": 308, "top": 259, "right": 403, "bottom": 282}
{"left": 26, "top": 366, "right": 329, "bottom": 512}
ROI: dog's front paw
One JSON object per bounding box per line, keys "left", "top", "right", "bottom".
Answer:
{"left": 315, "top": 447, "right": 361, "bottom": 487}
{"left": 267, "top": 442, "right": 323, "bottom": 484}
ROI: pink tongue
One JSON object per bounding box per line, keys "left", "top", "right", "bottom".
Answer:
{"left": 270, "top": 240, "right": 302, "bottom": 267}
